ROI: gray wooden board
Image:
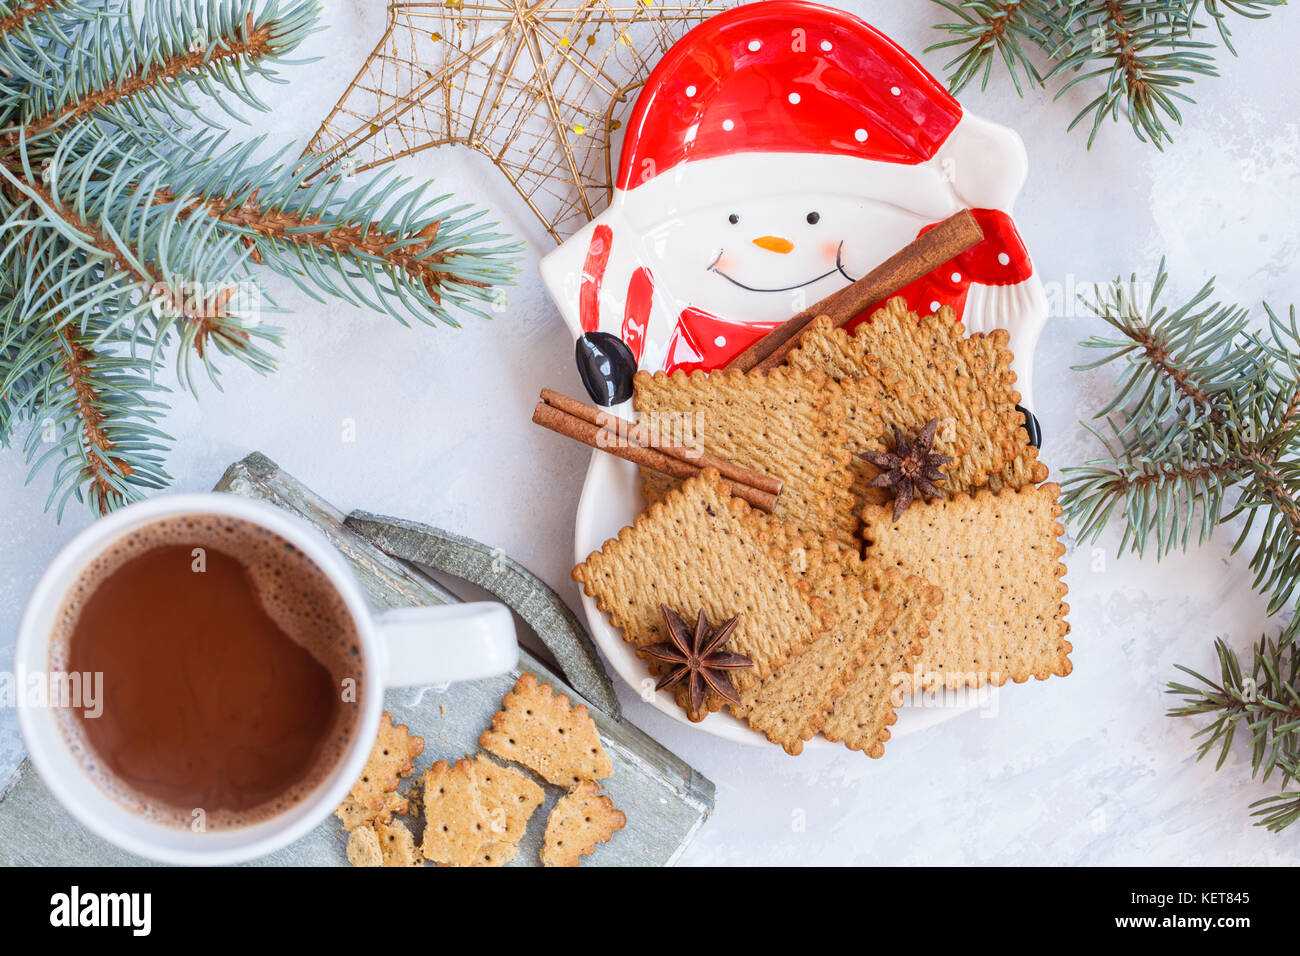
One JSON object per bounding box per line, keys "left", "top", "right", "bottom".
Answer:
{"left": 0, "top": 452, "right": 713, "bottom": 866}
{"left": 345, "top": 509, "right": 620, "bottom": 718}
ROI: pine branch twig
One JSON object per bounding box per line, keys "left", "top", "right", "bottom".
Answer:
{"left": 927, "top": 0, "right": 1285, "bottom": 148}
{"left": 21, "top": 13, "right": 273, "bottom": 139}
{"left": 1067, "top": 260, "right": 1300, "bottom": 830}
{"left": 0, "top": 1, "right": 518, "bottom": 512}
{"left": 0, "top": 0, "right": 66, "bottom": 37}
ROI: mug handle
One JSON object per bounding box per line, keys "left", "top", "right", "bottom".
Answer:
{"left": 375, "top": 603, "right": 518, "bottom": 687}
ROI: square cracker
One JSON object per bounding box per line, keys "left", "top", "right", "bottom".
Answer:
{"left": 479, "top": 673, "right": 612, "bottom": 790}
{"left": 541, "top": 780, "right": 626, "bottom": 867}
{"left": 633, "top": 366, "right": 859, "bottom": 548}
{"left": 730, "top": 521, "right": 895, "bottom": 754}
{"left": 375, "top": 819, "right": 421, "bottom": 867}
{"left": 573, "top": 468, "right": 830, "bottom": 717}
{"left": 786, "top": 302, "right": 1031, "bottom": 496}
{"left": 420, "top": 758, "right": 492, "bottom": 867}
{"left": 862, "top": 483, "right": 1071, "bottom": 691}
{"left": 335, "top": 788, "right": 408, "bottom": 830}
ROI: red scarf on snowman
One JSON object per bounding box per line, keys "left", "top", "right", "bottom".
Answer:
{"left": 575, "top": 2, "right": 1035, "bottom": 375}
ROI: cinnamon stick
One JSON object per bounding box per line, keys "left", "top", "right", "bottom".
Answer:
{"left": 726, "top": 209, "right": 984, "bottom": 374}
{"left": 532, "top": 394, "right": 780, "bottom": 513}
{"left": 538, "top": 388, "right": 782, "bottom": 496}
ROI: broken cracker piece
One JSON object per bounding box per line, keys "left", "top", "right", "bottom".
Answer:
{"left": 468, "top": 753, "right": 544, "bottom": 848}
{"left": 376, "top": 819, "right": 421, "bottom": 867}
{"left": 335, "top": 788, "right": 409, "bottom": 830}
{"left": 420, "top": 758, "right": 492, "bottom": 867}
{"left": 471, "top": 841, "right": 520, "bottom": 868}
{"left": 983, "top": 442, "right": 1049, "bottom": 492}
{"left": 479, "top": 674, "right": 612, "bottom": 789}
{"left": 541, "top": 779, "right": 626, "bottom": 867}
{"left": 345, "top": 826, "right": 383, "bottom": 867}
{"left": 349, "top": 711, "right": 425, "bottom": 811}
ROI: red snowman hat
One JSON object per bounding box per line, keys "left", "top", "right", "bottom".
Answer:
{"left": 617, "top": 1, "right": 964, "bottom": 190}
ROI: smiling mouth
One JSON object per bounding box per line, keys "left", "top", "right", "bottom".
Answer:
{"left": 708, "top": 241, "right": 854, "bottom": 293}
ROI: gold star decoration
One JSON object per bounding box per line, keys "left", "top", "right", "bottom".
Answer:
{"left": 306, "top": 0, "right": 737, "bottom": 243}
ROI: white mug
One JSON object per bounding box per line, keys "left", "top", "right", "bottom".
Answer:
{"left": 14, "top": 493, "right": 519, "bottom": 865}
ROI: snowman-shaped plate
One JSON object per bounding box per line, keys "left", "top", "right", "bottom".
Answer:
{"left": 541, "top": 2, "right": 1047, "bottom": 747}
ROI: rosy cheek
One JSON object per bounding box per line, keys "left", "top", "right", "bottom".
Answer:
{"left": 712, "top": 252, "right": 732, "bottom": 271}
{"left": 821, "top": 241, "right": 842, "bottom": 261}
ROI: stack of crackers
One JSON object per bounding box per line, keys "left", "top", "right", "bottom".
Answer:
{"left": 338, "top": 675, "right": 626, "bottom": 867}
{"left": 573, "top": 298, "right": 1071, "bottom": 757}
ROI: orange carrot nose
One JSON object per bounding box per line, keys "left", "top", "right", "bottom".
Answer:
{"left": 752, "top": 235, "right": 794, "bottom": 254}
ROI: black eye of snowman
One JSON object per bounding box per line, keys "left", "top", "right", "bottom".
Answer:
{"left": 806, "top": 211, "right": 820, "bottom": 224}
{"left": 728, "top": 213, "right": 740, "bottom": 224}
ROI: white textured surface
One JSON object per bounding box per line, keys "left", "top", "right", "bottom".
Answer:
{"left": 3, "top": 1, "right": 1299, "bottom": 866}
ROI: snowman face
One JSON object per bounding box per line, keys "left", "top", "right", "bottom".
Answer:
{"left": 636, "top": 191, "right": 934, "bottom": 324}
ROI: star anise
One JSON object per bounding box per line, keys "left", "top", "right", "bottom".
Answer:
{"left": 642, "top": 606, "right": 754, "bottom": 721}
{"left": 860, "top": 418, "right": 955, "bottom": 522}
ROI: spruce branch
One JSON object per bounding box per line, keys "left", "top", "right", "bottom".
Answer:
{"left": 927, "top": 0, "right": 1287, "bottom": 148}
{"left": 1250, "top": 787, "right": 1300, "bottom": 831}
{"left": 1067, "top": 262, "right": 1300, "bottom": 829}
{"left": 14, "top": 0, "right": 322, "bottom": 138}
{"left": 0, "top": 0, "right": 74, "bottom": 38}
{"left": 155, "top": 136, "right": 519, "bottom": 325}
{"left": 0, "top": 124, "right": 270, "bottom": 386}
{"left": 1064, "top": 420, "right": 1241, "bottom": 557}
{"left": 0, "top": 1, "right": 103, "bottom": 96}
{"left": 1167, "top": 634, "right": 1300, "bottom": 829}
{"left": 1071, "top": 264, "right": 1262, "bottom": 433}
{"left": 1064, "top": 260, "right": 1300, "bottom": 610}
{"left": 1050, "top": 1, "right": 1217, "bottom": 149}
{"left": 1, "top": 277, "right": 173, "bottom": 516}
{"left": 0, "top": 0, "right": 518, "bottom": 514}
{"left": 45, "top": 323, "right": 171, "bottom": 515}
{"left": 926, "top": 1, "right": 1054, "bottom": 96}
{"left": 22, "top": 15, "right": 275, "bottom": 135}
